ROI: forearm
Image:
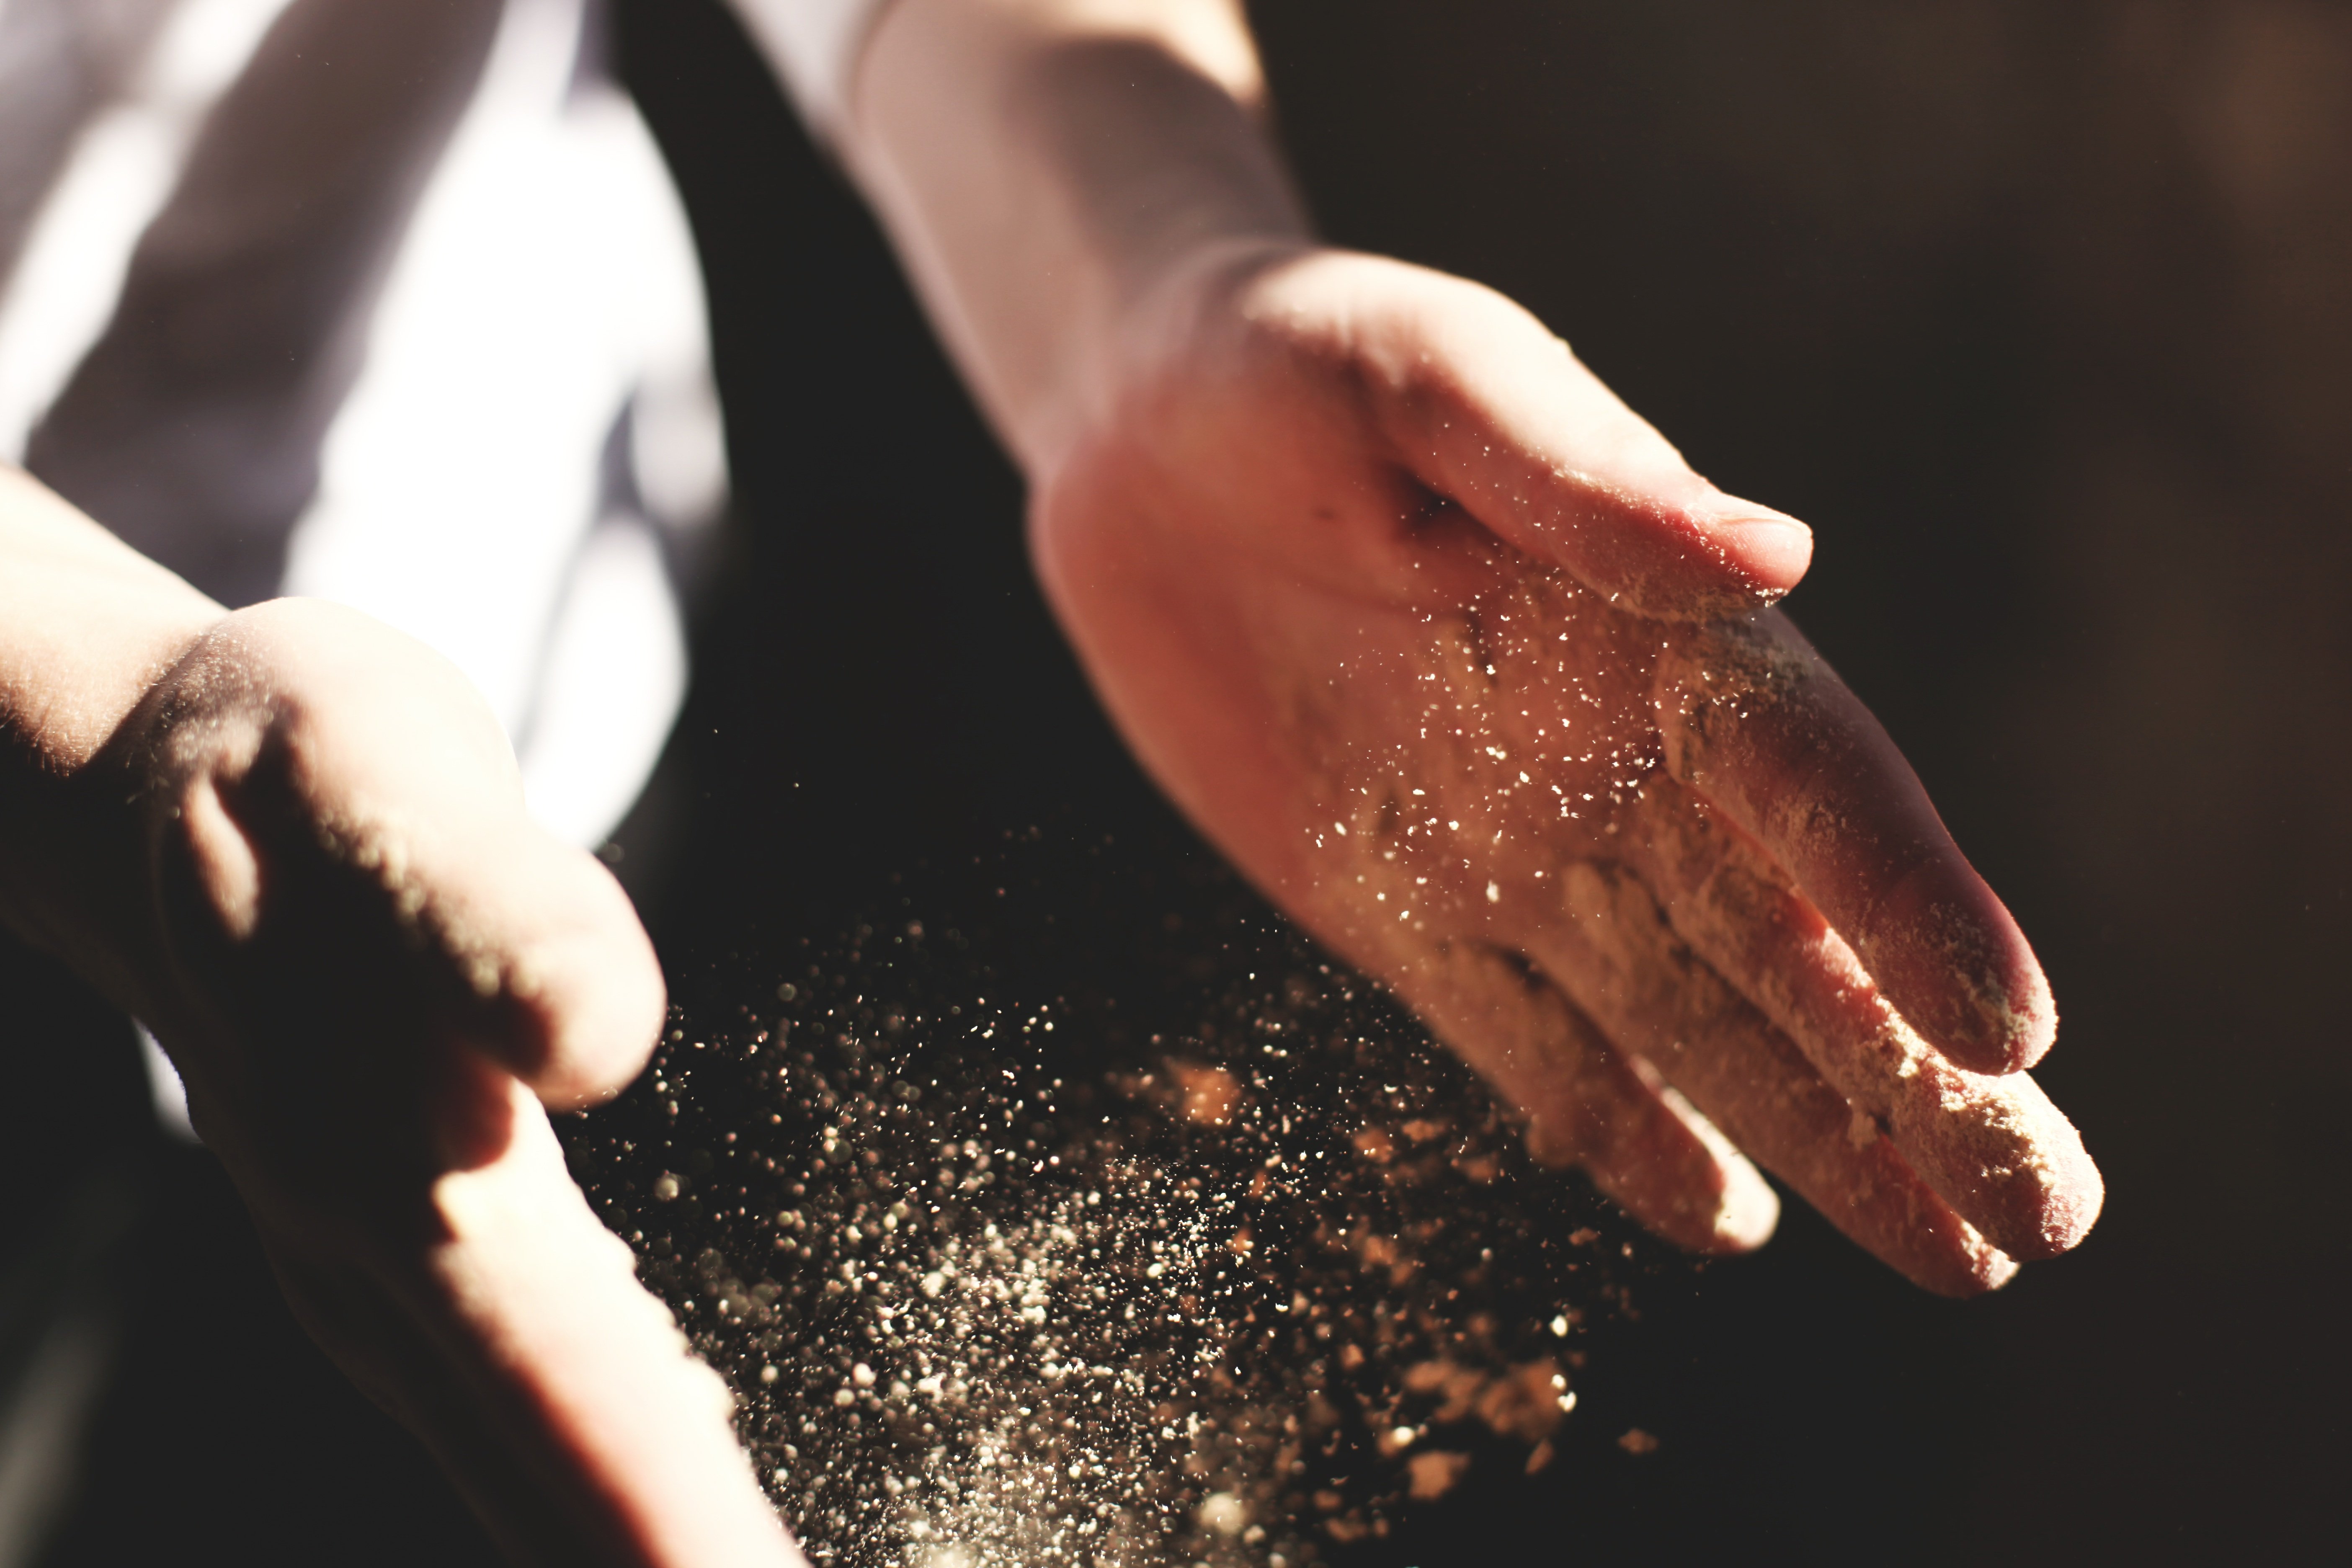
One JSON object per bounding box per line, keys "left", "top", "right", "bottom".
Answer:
{"left": 0, "top": 466, "right": 224, "bottom": 986}
{"left": 825, "top": 0, "right": 1311, "bottom": 472}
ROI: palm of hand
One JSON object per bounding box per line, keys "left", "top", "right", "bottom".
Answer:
{"left": 1037, "top": 250, "right": 2100, "bottom": 1294}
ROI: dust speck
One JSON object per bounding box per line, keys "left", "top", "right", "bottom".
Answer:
{"left": 577, "top": 865, "right": 1680, "bottom": 1567}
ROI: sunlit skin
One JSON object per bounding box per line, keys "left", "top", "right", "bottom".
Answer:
{"left": 0, "top": 1, "right": 2099, "bottom": 1562}
{"left": 1034, "top": 246, "right": 2099, "bottom": 1296}
{"left": 0, "top": 472, "right": 801, "bottom": 1567}
{"left": 855, "top": 0, "right": 2099, "bottom": 1295}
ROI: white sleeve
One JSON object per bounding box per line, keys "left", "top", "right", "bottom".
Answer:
{"left": 723, "top": 0, "right": 897, "bottom": 144}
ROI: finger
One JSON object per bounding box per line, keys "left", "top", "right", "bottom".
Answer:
{"left": 265, "top": 1076, "right": 805, "bottom": 1568}
{"left": 419, "top": 820, "right": 670, "bottom": 1109}
{"left": 1389, "top": 937, "right": 1777, "bottom": 1253}
{"left": 1656, "top": 611, "right": 2055, "bottom": 1074}
{"left": 206, "top": 725, "right": 665, "bottom": 1110}
{"left": 200, "top": 600, "right": 668, "bottom": 1105}
{"left": 1515, "top": 861, "right": 2018, "bottom": 1296}
{"left": 1354, "top": 262, "right": 1812, "bottom": 618}
{"left": 1622, "top": 784, "right": 2102, "bottom": 1259}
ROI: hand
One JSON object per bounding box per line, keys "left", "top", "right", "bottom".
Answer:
{"left": 90, "top": 599, "right": 800, "bottom": 1565}
{"left": 1031, "top": 245, "right": 2102, "bottom": 1294}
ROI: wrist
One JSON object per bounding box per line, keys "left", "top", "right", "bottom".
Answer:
{"left": 845, "top": 0, "right": 1310, "bottom": 475}
{"left": 1044, "top": 230, "right": 1315, "bottom": 469}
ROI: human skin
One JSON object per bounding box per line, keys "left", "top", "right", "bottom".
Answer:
{"left": 833, "top": 0, "right": 2099, "bottom": 1290}
{"left": 0, "top": 0, "right": 2099, "bottom": 1562}
{"left": 0, "top": 470, "right": 800, "bottom": 1565}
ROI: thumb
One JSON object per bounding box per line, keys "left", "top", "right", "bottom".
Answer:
{"left": 175, "top": 598, "right": 669, "bottom": 1110}
{"left": 420, "top": 818, "right": 668, "bottom": 1111}
{"left": 1364, "top": 265, "right": 1811, "bottom": 618}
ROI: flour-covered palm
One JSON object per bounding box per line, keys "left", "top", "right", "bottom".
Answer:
{"left": 1036, "top": 248, "right": 2101, "bottom": 1294}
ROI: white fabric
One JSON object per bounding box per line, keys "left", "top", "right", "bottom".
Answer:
{"left": 725, "top": 0, "right": 893, "bottom": 141}
{"left": 0, "top": 0, "right": 292, "bottom": 460}
{"left": 0, "top": 0, "right": 725, "bottom": 856}
{"left": 280, "top": 0, "right": 717, "bottom": 851}
{"left": 0, "top": 0, "right": 729, "bottom": 1140}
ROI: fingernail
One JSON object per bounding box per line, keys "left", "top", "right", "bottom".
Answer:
{"left": 1716, "top": 510, "right": 1813, "bottom": 594}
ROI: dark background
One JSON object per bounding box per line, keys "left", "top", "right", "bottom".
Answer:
{"left": 21, "top": 0, "right": 2348, "bottom": 1561}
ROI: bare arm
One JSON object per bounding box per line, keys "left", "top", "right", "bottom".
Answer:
{"left": 733, "top": 0, "right": 2098, "bottom": 1289}
{"left": 0, "top": 468, "right": 220, "bottom": 985}
{"left": 0, "top": 466, "right": 799, "bottom": 1567}
{"left": 833, "top": 0, "right": 1300, "bottom": 469}
{"left": 776, "top": 0, "right": 1812, "bottom": 603}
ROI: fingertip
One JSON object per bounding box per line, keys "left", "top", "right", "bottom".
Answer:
{"left": 1957, "top": 928, "right": 2058, "bottom": 1076}
{"left": 526, "top": 1025, "right": 660, "bottom": 1112}
{"left": 1379, "top": 289, "right": 1815, "bottom": 620}
{"left": 1661, "top": 621, "right": 2058, "bottom": 1075}
{"left": 1870, "top": 866, "right": 2057, "bottom": 1075}
{"left": 2010, "top": 1135, "right": 2105, "bottom": 1261}
{"left": 1713, "top": 509, "right": 1813, "bottom": 601}
{"left": 1878, "top": 1210, "right": 2020, "bottom": 1297}
{"left": 1704, "top": 1154, "right": 1782, "bottom": 1253}
{"left": 1651, "top": 1083, "right": 1779, "bottom": 1253}
{"left": 1585, "top": 501, "right": 1816, "bottom": 622}
{"left": 495, "top": 852, "right": 666, "bottom": 1111}
{"left": 2053, "top": 1172, "right": 2104, "bottom": 1255}
{"left": 524, "top": 947, "right": 664, "bottom": 1111}
{"left": 1934, "top": 1241, "right": 2021, "bottom": 1298}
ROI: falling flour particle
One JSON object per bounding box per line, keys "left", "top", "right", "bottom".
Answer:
{"left": 1198, "top": 1493, "right": 1249, "bottom": 1536}
{"left": 580, "top": 899, "right": 1679, "bottom": 1567}
{"left": 1406, "top": 1451, "right": 1473, "bottom": 1501}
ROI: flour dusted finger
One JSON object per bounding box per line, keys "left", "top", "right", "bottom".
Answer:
{"left": 1656, "top": 611, "right": 2054, "bottom": 1075}
{"left": 1390, "top": 939, "right": 1777, "bottom": 1254}
{"left": 1621, "top": 784, "right": 2102, "bottom": 1260}
{"left": 1518, "top": 863, "right": 2017, "bottom": 1296}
